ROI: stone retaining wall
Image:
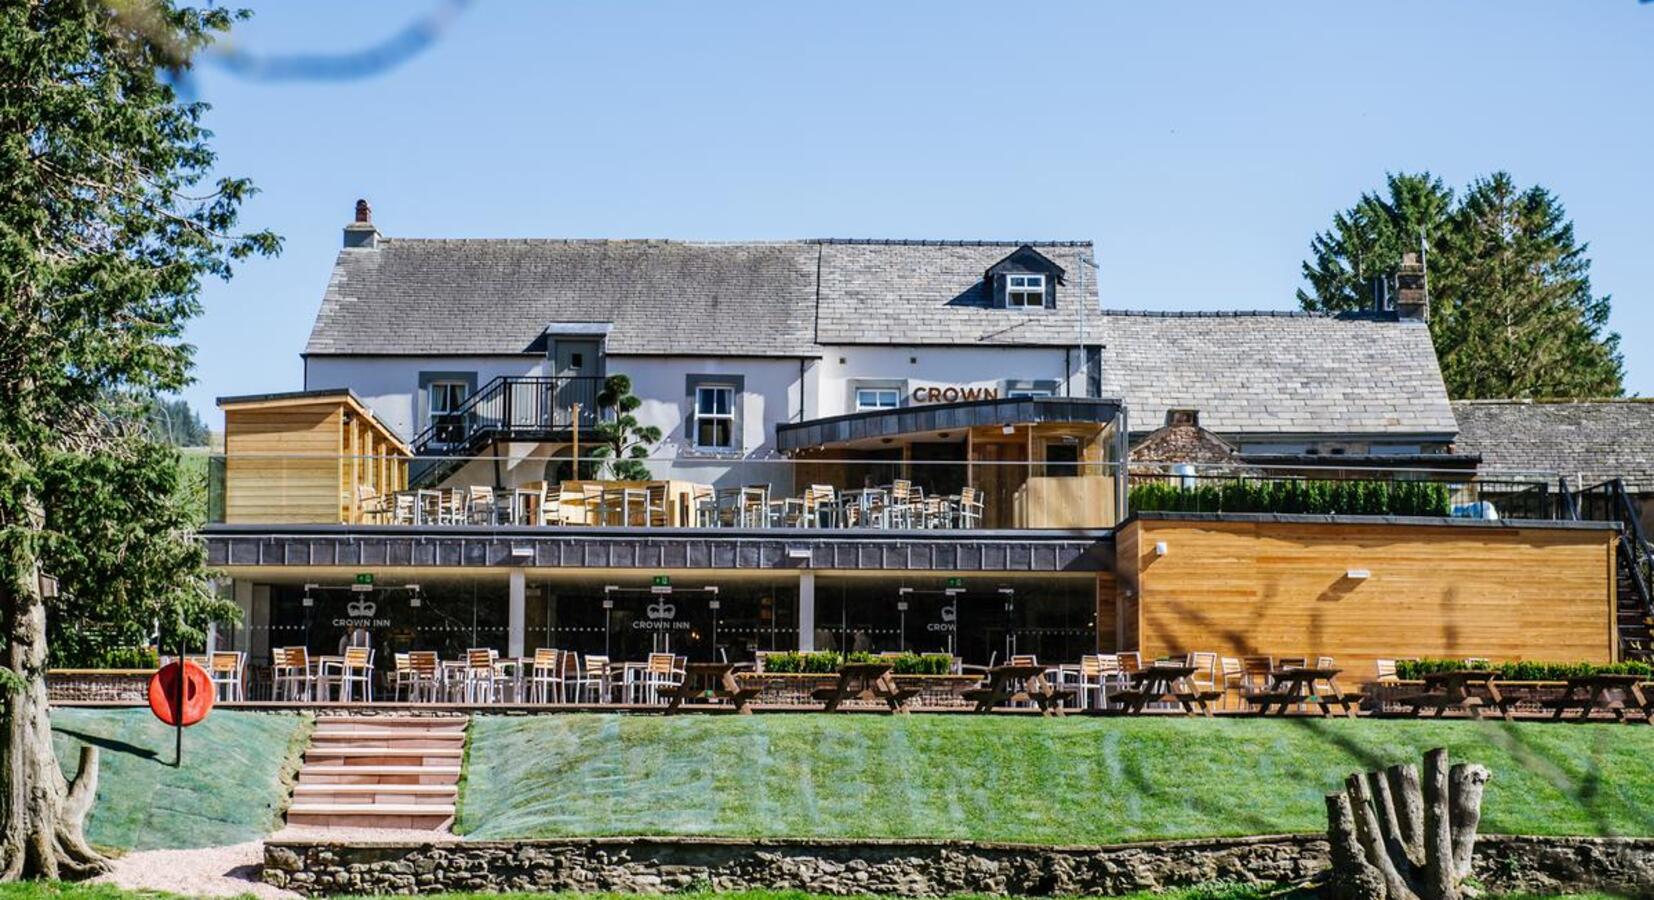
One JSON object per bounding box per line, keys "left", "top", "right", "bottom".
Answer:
{"left": 47, "top": 670, "right": 151, "bottom": 702}
{"left": 263, "top": 834, "right": 1654, "bottom": 896}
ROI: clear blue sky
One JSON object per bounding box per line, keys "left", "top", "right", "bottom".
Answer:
{"left": 184, "top": 1, "right": 1654, "bottom": 425}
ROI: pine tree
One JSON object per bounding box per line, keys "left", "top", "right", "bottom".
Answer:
{"left": 1432, "top": 173, "right": 1623, "bottom": 399}
{"left": 1298, "top": 172, "right": 1454, "bottom": 313}
{"left": 1300, "top": 172, "right": 1623, "bottom": 399}
{"left": 0, "top": 1, "right": 276, "bottom": 879}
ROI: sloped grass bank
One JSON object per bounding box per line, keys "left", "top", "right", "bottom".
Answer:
{"left": 458, "top": 715, "right": 1654, "bottom": 844}
{"left": 50, "top": 707, "right": 308, "bottom": 851}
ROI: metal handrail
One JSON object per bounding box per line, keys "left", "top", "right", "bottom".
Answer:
{"left": 410, "top": 375, "right": 607, "bottom": 457}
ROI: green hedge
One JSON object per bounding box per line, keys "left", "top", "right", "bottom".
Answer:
{"left": 1130, "top": 478, "right": 1452, "bottom": 517}
{"left": 60, "top": 645, "right": 159, "bottom": 670}
{"left": 1395, "top": 658, "right": 1654, "bottom": 681}
{"left": 760, "top": 651, "right": 953, "bottom": 675}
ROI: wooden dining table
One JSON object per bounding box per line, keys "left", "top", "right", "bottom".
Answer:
{"left": 810, "top": 662, "right": 918, "bottom": 713}
{"left": 962, "top": 664, "right": 1071, "bottom": 716}
{"left": 1395, "top": 670, "right": 1511, "bottom": 720}
{"left": 1110, "top": 663, "right": 1216, "bottom": 716}
{"left": 1545, "top": 674, "right": 1650, "bottom": 723}
{"left": 660, "top": 661, "right": 761, "bottom": 714}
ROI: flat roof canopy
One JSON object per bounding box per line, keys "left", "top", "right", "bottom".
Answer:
{"left": 776, "top": 397, "right": 1124, "bottom": 453}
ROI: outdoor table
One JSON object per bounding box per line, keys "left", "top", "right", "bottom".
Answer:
{"left": 961, "top": 664, "right": 1071, "bottom": 716}
{"left": 660, "top": 661, "right": 761, "bottom": 714}
{"left": 810, "top": 662, "right": 918, "bottom": 713}
{"left": 1544, "top": 674, "right": 1650, "bottom": 723}
{"left": 839, "top": 488, "right": 889, "bottom": 528}
{"left": 1110, "top": 663, "right": 1215, "bottom": 716}
{"left": 312, "top": 655, "right": 345, "bottom": 702}
{"left": 1248, "top": 666, "right": 1359, "bottom": 717}
{"left": 1395, "top": 670, "right": 1511, "bottom": 720}
{"left": 509, "top": 489, "right": 539, "bottom": 526}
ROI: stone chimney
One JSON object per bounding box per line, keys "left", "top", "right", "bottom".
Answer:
{"left": 343, "top": 198, "right": 380, "bottom": 249}
{"left": 1395, "top": 251, "right": 1428, "bottom": 320}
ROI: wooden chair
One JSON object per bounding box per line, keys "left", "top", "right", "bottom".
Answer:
{"left": 1375, "top": 658, "right": 1401, "bottom": 683}
{"left": 391, "top": 492, "right": 417, "bottom": 525}
{"left": 805, "top": 485, "right": 837, "bottom": 528}
{"left": 392, "top": 652, "right": 415, "bottom": 701}
{"left": 408, "top": 650, "right": 441, "bottom": 702}
{"left": 645, "top": 483, "right": 670, "bottom": 528}
{"left": 692, "top": 485, "right": 719, "bottom": 528}
{"left": 464, "top": 648, "right": 504, "bottom": 703}
{"left": 1240, "top": 656, "right": 1275, "bottom": 693}
{"left": 637, "top": 653, "right": 683, "bottom": 704}
{"left": 1278, "top": 656, "right": 1308, "bottom": 671}
{"left": 956, "top": 486, "right": 985, "bottom": 528}
{"left": 467, "top": 486, "right": 499, "bottom": 525}
{"left": 536, "top": 482, "right": 563, "bottom": 526}
{"left": 1183, "top": 651, "right": 1225, "bottom": 708}
{"left": 208, "top": 651, "right": 244, "bottom": 701}
{"left": 580, "top": 483, "right": 607, "bottom": 525}
{"left": 577, "top": 655, "right": 611, "bottom": 703}
{"left": 337, "top": 646, "right": 374, "bottom": 702}
{"left": 529, "top": 648, "right": 562, "bottom": 703}
{"left": 1060, "top": 654, "right": 1110, "bottom": 710}
{"left": 272, "top": 647, "right": 313, "bottom": 702}
{"left": 1219, "top": 656, "right": 1245, "bottom": 709}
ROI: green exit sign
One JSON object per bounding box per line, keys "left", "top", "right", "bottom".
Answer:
{"left": 945, "top": 577, "right": 964, "bottom": 589}
{"left": 652, "top": 575, "right": 671, "bottom": 587}
{"left": 355, "top": 573, "right": 375, "bottom": 586}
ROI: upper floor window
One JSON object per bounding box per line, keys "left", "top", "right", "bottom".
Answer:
{"left": 428, "top": 381, "right": 469, "bottom": 417}
{"left": 1006, "top": 388, "right": 1053, "bottom": 399}
{"left": 1007, "top": 274, "right": 1046, "bottom": 308}
{"left": 855, "top": 388, "right": 901, "bottom": 411}
{"left": 694, "top": 385, "right": 736, "bottom": 450}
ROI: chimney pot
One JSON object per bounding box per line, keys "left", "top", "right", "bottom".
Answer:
{"left": 343, "top": 198, "right": 380, "bottom": 249}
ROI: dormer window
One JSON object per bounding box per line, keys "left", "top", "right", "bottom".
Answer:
{"left": 1007, "top": 274, "right": 1046, "bottom": 308}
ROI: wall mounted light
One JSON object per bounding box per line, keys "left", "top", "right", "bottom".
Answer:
{"left": 1346, "top": 569, "right": 1371, "bottom": 580}
{"left": 1154, "top": 541, "right": 1168, "bottom": 557}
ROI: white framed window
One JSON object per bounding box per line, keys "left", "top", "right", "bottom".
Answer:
{"left": 1006, "top": 388, "right": 1053, "bottom": 399}
{"left": 855, "top": 387, "right": 901, "bottom": 411}
{"left": 427, "top": 381, "right": 469, "bottom": 418}
{"left": 694, "top": 384, "right": 736, "bottom": 450}
{"left": 1007, "top": 273, "right": 1046, "bottom": 308}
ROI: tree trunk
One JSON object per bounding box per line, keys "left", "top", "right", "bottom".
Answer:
{"left": 1324, "top": 748, "right": 1490, "bottom": 900}
{"left": 0, "top": 538, "right": 109, "bottom": 881}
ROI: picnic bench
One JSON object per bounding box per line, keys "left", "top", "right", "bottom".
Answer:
{"left": 659, "top": 661, "right": 761, "bottom": 714}
{"left": 1393, "top": 670, "right": 1512, "bottom": 720}
{"left": 1110, "top": 663, "right": 1219, "bottom": 716}
{"left": 961, "top": 664, "right": 1073, "bottom": 716}
{"left": 1543, "top": 674, "right": 1650, "bottom": 723}
{"left": 810, "top": 662, "right": 919, "bottom": 713}
{"left": 1246, "top": 666, "right": 1362, "bottom": 717}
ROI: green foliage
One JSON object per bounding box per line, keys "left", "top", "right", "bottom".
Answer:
{"left": 1299, "top": 171, "right": 1622, "bottom": 399}
{"left": 142, "top": 396, "right": 210, "bottom": 447}
{"left": 1396, "top": 658, "right": 1654, "bottom": 682}
{"left": 74, "top": 646, "right": 158, "bottom": 670}
{"left": 1128, "top": 478, "right": 1451, "bottom": 517}
{"left": 590, "top": 374, "right": 663, "bottom": 481}
{"left": 759, "top": 652, "right": 953, "bottom": 675}
{"left": 0, "top": 0, "right": 275, "bottom": 678}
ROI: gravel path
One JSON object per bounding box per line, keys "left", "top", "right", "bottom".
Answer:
{"left": 97, "top": 827, "right": 458, "bottom": 897}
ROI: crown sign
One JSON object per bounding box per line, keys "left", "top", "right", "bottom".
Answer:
{"left": 646, "top": 600, "right": 677, "bottom": 620}
{"left": 939, "top": 603, "right": 957, "bottom": 623}
{"left": 346, "top": 599, "right": 377, "bottom": 618}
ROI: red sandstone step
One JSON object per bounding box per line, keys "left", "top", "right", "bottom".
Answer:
{"left": 297, "top": 765, "right": 461, "bottom": 786}
{"left": 304, "top": 747, "right": 463, "bottom": 760}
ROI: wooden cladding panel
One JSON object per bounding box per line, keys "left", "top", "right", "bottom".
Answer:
{"left": 1114, "top": 522, "right": 1141, "bottom": 652}
{"left": 1094, "top": 572, "right": 1118, "bottom": 652}
{"left": 1122, "top": 518, "right": 1616, "bottom": 671}
{"left": 223, "top": 405, "right": 342, "bottom": 524}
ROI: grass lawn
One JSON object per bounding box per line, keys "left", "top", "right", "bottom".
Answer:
{"left": 458, "top": 714, "right": 1654, "bottom": 844}
{"left": 50, "top": 708, "right": 309, "bottom": 852}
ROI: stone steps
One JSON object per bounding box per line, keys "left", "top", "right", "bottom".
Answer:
{"left": 285, "top": 714, "right": 467, "bottom": 829}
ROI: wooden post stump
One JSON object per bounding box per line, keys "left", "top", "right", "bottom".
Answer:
{"left": 1324, "top": 748, "right": 1490, "bottom": 900}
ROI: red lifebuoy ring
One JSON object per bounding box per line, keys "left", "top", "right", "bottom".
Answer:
{"left": 148, "top": 660, "right": 214, "bottom": 727}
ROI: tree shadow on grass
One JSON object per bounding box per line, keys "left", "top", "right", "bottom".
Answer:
{"left": 54, "top": 727, "right": 159, "bottom": 762}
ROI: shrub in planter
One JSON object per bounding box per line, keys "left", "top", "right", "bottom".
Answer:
{"left": 1130, "top": 478, "right": 1452, "bottom": 518}
{"left": 1395, "top": 658, "right": 1654, "bottom": 682}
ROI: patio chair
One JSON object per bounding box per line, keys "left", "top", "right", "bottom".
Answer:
{"left": 692, "top": 485, "right": 719, "bottom": 527}
{"left": 636, "top": 653, "right": 684, "bottom": 705}
{"left": 580, "top": 483, "right": 607, "bottom": 525}
{"left": 536, "top": 482, "right": 564, "bottom": 526}
{"left": 577, "top": 655, "right": 611, "bottom": 703}
{"left": 1219, "top": 656, "right": 1245, "bottom": 709}
{"left": 207, "top": 651, "right": 244, "bottom": 702}
{"left": 1278, "top": 656, "right": 1308, "bottom": 670}
{"left": 528, "top": 648, "right": 562, "bottom": 703}
{"left": 645, "top": 483, "right": 670, "bottom": 528}
{"left": 1240, "top": 655, "right": 1275, "bottom": 693}
{"left": 1117, "top": 651, "right": 1142, "bottom": 679}
{"left": 1010, "top": 654, "right": 1038, "bottom": 667}
{"left": 804, "top": 485, "right": 838, "bottom": 528}
{"left": 463, "top": 648, "right": 506, "bottom": 703}
{"left": 887, "top": 479, "right": 921, "bottom": 529}
{"left": 467, "top": 486, "right": 501, "bottom": 525}
{"left": 1375, "top": 658, "right": 1401, "bottom": 683}
{"left": 408, "top": 650, "right": 442, "bottom": 702}
{"left": 336, "top": 646, "right": 374, "bottom": 702}
{"left": 1060, "top": 654, "right": 1110, "bottom": 710}
{"left": 272, "top": 647, "right": 313, "bottom": 702}
{"left": 391, "top": 492, "right": 417, "bottom": 525}
{"left": 1186, "top": 651, "right": 1219, "bottom": 694}
{"left": 392, "top": 652, "right": 415, "bottom": 701}
{"left": 955, "top": 486, "right": 985, "bottom": 528}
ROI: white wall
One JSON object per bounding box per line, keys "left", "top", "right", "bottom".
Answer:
{"left": 305, "top": 355, "right": 544, "bottom": 441}
{"left": 615, "top": 355, "right": 805, "bottom": 487}
{"left": 814, "top": 345, "right": 1084, "bottom": 417}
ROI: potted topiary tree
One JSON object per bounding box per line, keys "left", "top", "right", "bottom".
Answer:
{"left": 590, "top": 374, "right": 662, "bottom": 481}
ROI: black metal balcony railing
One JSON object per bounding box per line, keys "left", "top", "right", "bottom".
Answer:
{"left": 410, "top": 376, "right": 607, "bottom": 481}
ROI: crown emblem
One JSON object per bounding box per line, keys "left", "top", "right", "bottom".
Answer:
{"left": 939, "top": 603, "right": 957, "bottom": 623}
{"left": 346, "top": 598, "right": 377, "bottom": 618}
{"left": 646, "top": 600, "right": 676, "bottom": 620}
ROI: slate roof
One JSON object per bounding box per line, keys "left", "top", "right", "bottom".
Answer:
{"left": 1451, "top": 400, "right": 1654, "bottom": 490}
{"left": 814, "top": 241, "right": 1097, "bottom": 345}
{"left": 306, "top": 239, "right": 821, "bottom": 356}
{"left": 1099, "top": 311, "right": 1459, "bottom": 438}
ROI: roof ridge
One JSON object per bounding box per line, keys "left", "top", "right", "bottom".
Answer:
{"left": 372, "top": 237, "right": 1094, "bottom": 248}
{"left": 1100, "top": 309, "right": 1398, "bottom": 321}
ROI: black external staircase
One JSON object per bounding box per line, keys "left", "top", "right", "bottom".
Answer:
{"left": 1569, "top": 478, "right": 1654, "bottom": 661}
{"left": 408, "top": 376, "right": 607, "bottom": 486}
